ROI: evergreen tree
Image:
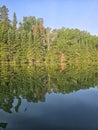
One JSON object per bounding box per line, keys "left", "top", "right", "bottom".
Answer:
{"left": 0, "top": 5, "right": 10, "bottom": 28}
{"left": 0, "top": 5, "right": 10, "bottom": 43}
{"left": 0, "top": 5, "right": 9, "bottom": 22}
{"left": 12, "top": 12, "right": 17, "bottom": 30}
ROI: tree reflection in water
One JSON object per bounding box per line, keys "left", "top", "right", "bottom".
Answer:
{"left": 0, "top": 64, "right": 98, "bottom": 113}
{"left": 0, "top": 122, "right": 8, "bottom": 129}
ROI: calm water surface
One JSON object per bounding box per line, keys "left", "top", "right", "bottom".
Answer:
{"left": 0, "top": 65, "right": 98, "bottom": 130}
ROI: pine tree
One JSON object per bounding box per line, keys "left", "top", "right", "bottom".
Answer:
{"left": 0, "top": 5, "right": 10, "bottom": 28}
{"left": 0, "top": 5, "right": 10, "bottom": 43}
{"left": 12, "top": 12, "right": 17, "bottom": 30}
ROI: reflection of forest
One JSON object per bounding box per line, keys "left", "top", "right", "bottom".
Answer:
{"left": 0, "top": 122, "right": 8, "bottom": 129}
{"left": 0, "top": 64, "right": 98, "bottom": 113}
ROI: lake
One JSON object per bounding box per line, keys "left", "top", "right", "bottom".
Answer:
{"left": 0, "top": 64, "right": 98, "bottom": 130}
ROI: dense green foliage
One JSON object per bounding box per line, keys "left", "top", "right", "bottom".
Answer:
{"left": 0, "top": 5, "right": 98, "bottom": 67}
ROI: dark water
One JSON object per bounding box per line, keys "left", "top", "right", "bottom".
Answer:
{"left": 0, "top": 64, "right": 98, "bottom": 130}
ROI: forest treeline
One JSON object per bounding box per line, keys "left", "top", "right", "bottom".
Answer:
{"left": 0, "top": 5, "right": 98, "bottom": 67}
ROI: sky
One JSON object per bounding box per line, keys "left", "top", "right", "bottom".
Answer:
{"left": 0, "top": 0, "right": 98, "bottom": 36}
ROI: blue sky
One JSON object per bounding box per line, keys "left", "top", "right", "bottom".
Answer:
{"left": 0, "top": 0, "right": 98, "bottom": 35}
